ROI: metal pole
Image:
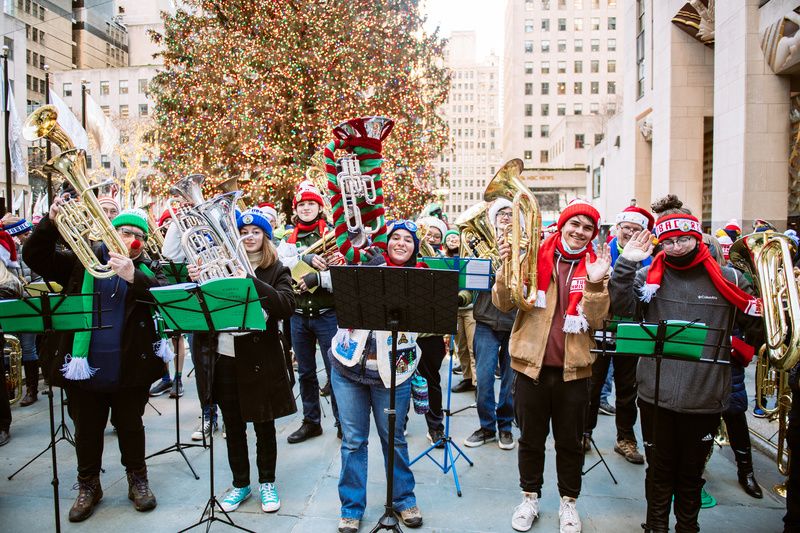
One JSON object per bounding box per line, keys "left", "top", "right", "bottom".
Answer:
{"left": 81, "top": 80, "right": 87, "bottom": 130}
{"left": 3, "top": 46, "right": 12, "bottom": 214}
{"left": 44, "top": 65, "right": 52, "bottom": 204}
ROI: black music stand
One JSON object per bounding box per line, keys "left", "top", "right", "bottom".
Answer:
{"left": 151, "top": 282, "right": 265, "bottom": 533}
{"left": 1, "top": 292, "right": 104, "bottom": 533}
{"left": 330, "top": 265, "right": 458, "bottom": 532}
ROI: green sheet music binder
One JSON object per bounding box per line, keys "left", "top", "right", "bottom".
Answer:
{"left": 615, "top": 321, "right": 710, "bottom": 359}
{"left": 149, "top": 277, "right": 266, "bottom": 332}
{"left": 159, "top": 261, "right": 189, "bottom": 285}
{"left": 421, "top": 256, "right": 493, "bottom": 291}
{"left": 0, "top": 294, "right": 95, "bottom": 333}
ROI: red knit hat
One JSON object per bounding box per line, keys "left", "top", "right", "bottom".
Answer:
{"left": 0, "top": 231, "right": 18, "bottom": 267}
{"left": 653, "top": 213, "right": 703, "bottom": 242}
{"left": 557, "top": 200, "right": 601, "bottom": 238}
{"left": 292, "top": 180, "right": 325, "bottom": 209}
{"left": 157, "top": 208, "right": 172, "bottom": 227}
{"left": 616, "top": 206, "right": 654, "bottom": 231}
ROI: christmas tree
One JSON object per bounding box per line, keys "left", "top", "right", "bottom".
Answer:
{"left": 150, "top": 0, "right": 450, "bottom": 218}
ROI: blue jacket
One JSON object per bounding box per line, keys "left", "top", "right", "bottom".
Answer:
{"left": 609, "top": 236, "right": 652, "bottom": 268}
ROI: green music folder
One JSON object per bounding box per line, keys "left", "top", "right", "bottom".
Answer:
{"left": 615, "top": 321, "right": 710, "bottom": 359}
{"left": 159, "top": 261, "right": 189, "bottom": 285}
{"left": 149, "top": 277, "right": 266, "bottom": 332}
{"left": 0, "top": 294, "right": 94, "bottom": 333}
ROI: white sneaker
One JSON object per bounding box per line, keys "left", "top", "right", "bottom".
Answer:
{"left": 559, "top": 496, "right": 582, "bottom": 533}
{"left": 511, "top": 492, "right": 539, "bottom": 532}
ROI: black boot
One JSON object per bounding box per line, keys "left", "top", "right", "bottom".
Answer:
{"left": 287, "top": 420, "right": 322, "bottom": 444}
{"left": 735, "top": 447, "right": 763, "bottom": 498}
{"left": 20, "top": 361, "right": 39, "bottom": 407}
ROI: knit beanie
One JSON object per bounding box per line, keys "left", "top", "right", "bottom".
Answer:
{"left": 653, "top": 213, "right": 703, "bottom": 242}
{"left": 292, "top": 180, "right": 325, "bottom": 209}
{"left": 112, "top": 208, "right": 150, "bottom": 235}
{"left": 488, "top": 198, "right": 512, "bottom": 228}
{"left": 558, "top": 199, "right": 601, "bottom": 238}
{"left": 3, "top": 218, "right": 32, "bottom": 236}
{"left": 418, "top": 216, "right": 448, "bottom": 240}
{"left": 98, "top": 196, "right": 120, "bottom": 215}
{"left": 237, "top": 208, "right": 274, "bottom": 240}
{"left": 444, "top": 229, "right": 460, "bottom": 240}
{"left": 0, "top": 231, "right": 18, "bottom": 267}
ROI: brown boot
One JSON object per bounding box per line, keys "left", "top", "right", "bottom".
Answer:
{"left": 20, "top": 361, "right": 38, "bottom": 406}
{"left": 69, "top": 475, "right": 102, "bottom": 522}
{"left": 127, "top": 467, "right": 157, "bottom": 511}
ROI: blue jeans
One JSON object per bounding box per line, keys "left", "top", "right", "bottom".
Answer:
{"left": 473, "top": 322, "right": 513, "bottom": 433}
{"left": 290, "top": 311, "right": 338, "bottom": 425}
{"left": 600, "top": 360, "right": 614, "bottom": 404}
{"left": 331, "top": 365, "right": 416, "bottom": 520}
{"left": 19, "top": 333, "right": 38, "bottom": 362}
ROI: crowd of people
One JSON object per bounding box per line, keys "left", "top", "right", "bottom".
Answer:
{"left": 0, "top": 179, "right": 796, "bottom": 533}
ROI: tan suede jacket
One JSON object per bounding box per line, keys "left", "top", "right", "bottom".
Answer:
{"left": 492, "top": 268, "right": 610, "bottom": 382}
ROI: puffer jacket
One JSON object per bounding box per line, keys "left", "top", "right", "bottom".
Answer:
{"left": 491, "top": 265, "right": 609, "bottom": 382}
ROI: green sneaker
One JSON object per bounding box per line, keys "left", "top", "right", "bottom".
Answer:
{"left": 700, "top": 487, "right": 717, "bottom": 509}
{"left": 259, "top": 482, "right": 280, "bottom": 512}
{"left": 219, "top": 486, "right": 251, "bottom": 512}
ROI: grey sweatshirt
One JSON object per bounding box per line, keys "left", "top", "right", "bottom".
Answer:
{"left": 609, "top": 255, "right": 755, "bottom": 414}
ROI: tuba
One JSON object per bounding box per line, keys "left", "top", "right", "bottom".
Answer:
{"left": 4, "top": 335, "right": 21, "bottom": 405}
{"left": 483, "top": 159, "right": 541, "bottom": 311}
{"left": 23, "top": 106, "right": 128, "bottom": 278}
{"left": 455, "top": 201, "right": 500, "bottom": 269}
{"left": 169, "top": 174, "right": 253, "bottom": 282}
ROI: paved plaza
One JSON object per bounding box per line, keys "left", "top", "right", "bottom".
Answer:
{"left": 0, "top": 353, "right": 788, "bottom": 533}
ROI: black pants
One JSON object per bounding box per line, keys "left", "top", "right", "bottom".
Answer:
{"left": 638, "top": 399, "right": 719, "bottom": 533}
{"left": 514, "top": 367, "right": 589, "bottom": 498}
{"left": 586, "top": 350, "right": 638, "bottom": 442}
{"left": 67, "top": 385, "right": 149, "bottom": 477}
{"left": 0, "top": 352, "right": 10, "bottom": 431}
{"left": 415, "top": 336, "right": 446, "bottom": 433}
{"left": 214, "top": 355, "right": 277, "bottom": 487}
{"left": 721, "top": 410, "right": 754, "bottom": 473}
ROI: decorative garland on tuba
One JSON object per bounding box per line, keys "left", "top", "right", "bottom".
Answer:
{"left": 324, "top": 117, "right": 393, "bottom": 263}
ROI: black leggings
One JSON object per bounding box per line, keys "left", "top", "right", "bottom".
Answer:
{"left": 214, "top": 355, "right": 277, "bottom": 487}
{"left": 415, "top": 336, "right": 446, "bottom": 433}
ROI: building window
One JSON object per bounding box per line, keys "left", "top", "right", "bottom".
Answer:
{"left": 119, "top": 104, "right": 129, "bottom": 118}
{"left": 591, "top": 17, "right": 600, "bottom": 30}
{"left": 591, "top": 39, "right": 600, "bottom": 52}
{"left": 524, "top": 150, "right": 533, "bottom": 160}
{"left": 525, "top": 0, "right": 534, "bottom": 10}
{"left": 63, "top": 82, "right": 72, "bottom": 97}
{"left": 524, "top": 40, "right": 534, "bottom": 53}
{"left": 591, "top": 60, "right": 599, "bottom": 73}
{"left": 138, "top": 79, "right": 148, "bottom": 93}
{"left": 574, "top": 103, "right": 583, "bottom": 115}
{"left": 139, "top": 104, "right": 148, "bottom": 116}
{"left": 101, "top": 155, "right": 111, "bottom": 169}
{"left": 525, "top": 82, "right": 534, "bottom": 95}
{"left": 637, "top": 0, "right": 646, "bottom": 98}
{"left": 541, "top": 82, "right": 549, "bottom": 95}
{"left": 557, "top": 40, "right": 566, "bottom": 52}
{"left": 608, "top": 17, "right": 617, "bottom": 30}
{"left": 608, "top": 59, "right": 616, "bottom": 73}
{"left": 574, "top": 0, "right": 583, "bottom": 8}
{"left": 590, "top": 81, "right": 599, "bottom": 94}
{"left": 540, "top": 150, "right": 549, "bottom": 164}
{"left": 558, "top": 18, "right": 566, "bottom": 31}
{"left": 574, "top": 18, "right": 584, "bottom": 31}
{"left": 557, "top": 103, "right": 566, "bottom": 116}
{"left": 525, "top": 104, "right": 533, "bottom": 116}
{"left": 590, "top": 102, "right": 599, "bottom": 114}
{"left": 525, "top": 19, "right": 534, "bottom": 32}
{"left": 557, "top": 61, "right": 566, "bottom": 74}
{"left": 574, "top": 82, "right": 583, "bottom": 94}
{"left": 119, "top": 80, "right": 128, "bottom": 94}
{"left": 575, "top": 134, "right": 585, "bottom": 149}
{"left": 592, "top": 166, "right": 601, "bottom": 198}
{"left": 100, "top": 81, "right": 109, "bottom": 95}
{"left": 524, "top": 125, "right": 533, "bottom": 138}
{"left": 608, "top": 80, "right": 616, "bottom": 94}
{"left": 541, "top": 0, "right": 550, "bottom": 9}
{"left": 558, "top": 0, "right": 566, "bottom": 8}
{"left": 557, "top": 82, "right": 566, "bottom": 95}
{"left": 541, "top": 19, "right": 550, "bottom": 31}
{"left": 575, "top": 39, "right": 583, "bottom": 52}
{"left": 525, "top": 61, "right": 534, "bottom": 75}
{"left": 574, "top": 60, "right": 583, "bottom": 73}
{"left": 541, "top": 61, "right": 550, "bottom": 74}
{"left": 540, "top": 125, "right": 550, "bottom": 138}
{"left": 541, "top": 103, "right": 550, "bottom": 116}
{"left": 609, "top": 0, "right": 617, "bottom": 6}
{"left": 608, "top": 38, "right": 617, "bottom": 51}
{"left": 541, "top": 40, "right": 550, "bottom": 53}
{"left": 101, "top": 105, "right": 110, "bottom": 117}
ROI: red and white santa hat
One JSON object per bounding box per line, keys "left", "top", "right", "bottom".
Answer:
{"left": 0, "top": 231, "right": 18, "bottom": 268}
{"left": 615, "top": 206, "right": 654, "bottom": 231}
{"left": 292, "top": 180, "right": 325, "bottom": 209}
{"left": 258, "top": 202, "right": 279, "bottom": 223}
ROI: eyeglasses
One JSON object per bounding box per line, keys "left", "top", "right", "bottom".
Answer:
{"left": 660, "top": 236, "right": 693, "bottom": 248}
{"left": 497, "top": 210, "right": 513, "bottom": 218}
{"left": 117, "top": 228, "right": 147, "bottom": 241}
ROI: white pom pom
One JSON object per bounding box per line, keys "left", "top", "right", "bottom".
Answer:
{"left": 639, "top": 283, "right": 659, "bottom": 303}
{"left": 156, "top": 339, "right": 174, "bottom": 363}
{"left": 535, "top": 290, "right": 547, "bottom": 308}
{"left": 563, "top": 314, "right": 589, "bottom": 334}
{"left": 61, "top": 355, "right": 97, "bottom": 381}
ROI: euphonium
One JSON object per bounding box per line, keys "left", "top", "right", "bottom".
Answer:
{"left": 23, "top": 106, "right": 128, "bottom": 278}
{"left": 455, "top": 201, "right": 500, "bottom": 269}
{"left": 415, "top": 221, "right": 437, "bottom": 258}
{"left": 483, "top": 159, "right": 541, "bottom": 311}
{"left": 4, "top": 335, "right": 21, "bottom": 406}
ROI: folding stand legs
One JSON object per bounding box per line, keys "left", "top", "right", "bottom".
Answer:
{"left": 581, "top": 433, "right": 618, "bottom": 484}
{"left": 145, "top": 392, "right": 203, "bottom": 479}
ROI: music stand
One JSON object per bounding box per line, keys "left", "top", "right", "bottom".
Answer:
{"left": 151, "top": 280, "right": 265, "bottom": 533}
{"left": 330, "top": 265, "right": 458, "bottom": 532}
{"left": 0, "top": 292, "right": 104, "bottom": 533}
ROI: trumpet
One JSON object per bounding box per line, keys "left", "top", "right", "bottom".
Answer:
{"left": 484, "top": 159, "right": 541, "bottom": 311}
{"left": 23, "top": 106, "right": 128, "bottom": 278}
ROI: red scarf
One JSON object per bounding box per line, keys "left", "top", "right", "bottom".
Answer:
{"left": 287, "top": 219, "right": 327, "bottom": 244}
{"left": 382, "top": 253, "right": 428, "bottom": 269}
{"left": 641, "top": 245, "right": 762, "bottom": 316}
{"left": 535, "top": 232, "right": 596, "bottom": 333}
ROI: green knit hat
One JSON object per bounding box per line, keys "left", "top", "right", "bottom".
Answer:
{"left": 112, "top": 208, "right": 149, "bottom": 235}
{"left": 444, "top": 229, "right": 460, "bottom": 240}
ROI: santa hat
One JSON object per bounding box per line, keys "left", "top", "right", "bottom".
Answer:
{"left": 418, "top": 216, "right": 448, "bottom": 239}
{"left": 716, "top": 234, "right": 733, "bottom": 262}
{"left": 488, "top": 198, "right": 512, "bottom": 228}
{"left": 722, "top": 219, "right": 741, "bottom": 242}
{"left": 0, "top": 231, "right": 18, "bottom": 267}
{"left": 258, "top": 202, "right": 279, "bottom": 223}
{"left": 615, "top": 206, "right": 654, "bottom": 231}
{"left": 653, "top": 213, "right": 703, "bottom": 242}
{"left": 292, "top": 180, "right": 325, "bottom": 209}
{"left": 157, "top": 208, "right": 172, "bottom": 228}
{"left": 97, "top": 196, "right": 120, "bottom": 215}
{"left": 558, "top": 199, "right": 601, "bottom": 238}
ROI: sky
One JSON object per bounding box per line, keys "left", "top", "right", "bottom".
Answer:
{"left": 421, "top": 0, "right": 506, "bottom": 60}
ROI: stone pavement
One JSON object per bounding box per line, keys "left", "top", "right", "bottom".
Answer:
{"left": 0, "top": 353, "right": 787, "bottom": 533}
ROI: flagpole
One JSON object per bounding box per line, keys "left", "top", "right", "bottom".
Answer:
{"left": 44, "top": 65, "right": 52, "bottom": 204}
{"left": 2, "top": 45, "right": 11, "bottom": 214}
{"left": 81, "top": 79, "right": 87, "bottom": 130}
